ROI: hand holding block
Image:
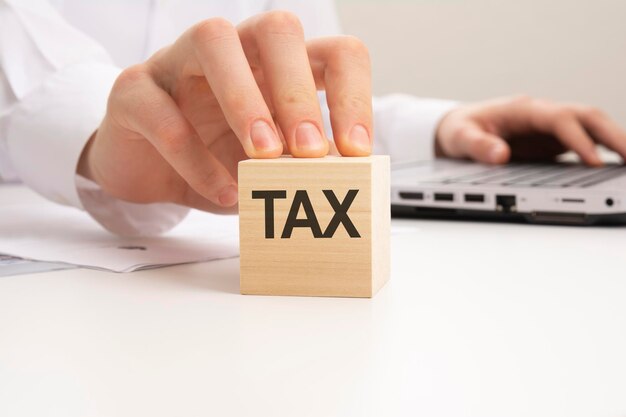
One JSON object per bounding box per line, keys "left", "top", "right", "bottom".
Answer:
{"left": 238, "top": 155, "right": 390, "bottom": 298}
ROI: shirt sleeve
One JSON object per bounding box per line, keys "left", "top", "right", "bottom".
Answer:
{"left": 0, "top": 0, "right": 189, "bottom": 236}
{"left": 372, "top": 95, "right": 459, "bottom": 162}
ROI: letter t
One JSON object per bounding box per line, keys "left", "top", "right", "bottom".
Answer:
{"left": 251, "top": 190, "right": 287, "bottom": 238}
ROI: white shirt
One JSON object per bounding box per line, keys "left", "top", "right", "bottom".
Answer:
{"left": 0, "top": 0, "right": 457, "bottom": 236}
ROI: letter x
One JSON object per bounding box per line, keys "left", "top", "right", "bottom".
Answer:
{"left": 322, "top": 189, "right": 361, "bottom": 238}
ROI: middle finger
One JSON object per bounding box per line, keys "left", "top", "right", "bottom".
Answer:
{"left": 239, "top": 11, "right": 328, "bottom": 157}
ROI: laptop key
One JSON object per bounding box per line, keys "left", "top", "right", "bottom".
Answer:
{"left": 459, "top": 166, "right": 537, "bottom": 184}
{"left": 574, "top": 167, "right": 626, "bottom": 187}
{"left": 532, "top": 166, "right": 598, "bottom": 187}
{"left": 503, "top": 165, "right": 569, "bottom": 186}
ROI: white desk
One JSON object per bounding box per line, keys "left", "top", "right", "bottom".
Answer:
{"left": 1, "top": 185, "right": 626, "bottom": 417}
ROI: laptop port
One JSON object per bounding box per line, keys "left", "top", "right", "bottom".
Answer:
{"left": 606, "top": 198, "right": 615, "bottom": 207}
{"left": 531, "top": 211, "right": 587, "bottom": 225}
{"left": 434, "top": 193, "right": 454, "bottom": 202}
{"left": 496, "top": 195, "right": 517, "bottom": 213}
{"left": 464, "top": 193, "right": 485, "bottom": 203}
{"left": 399, "top": 192, "right": 424, "bottom": 201}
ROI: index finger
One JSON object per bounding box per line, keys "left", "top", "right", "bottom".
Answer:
{"left": 238, "top": 11, "right": 329, "bottom": 158}
{"left": 166, "top": 18, "right": 283, "bottom": 159}
{"left": 575, "top": 106, "right": 626, "bottom": 161}
{"left": 111, "top": 69, "right": 238, "bottom": 207}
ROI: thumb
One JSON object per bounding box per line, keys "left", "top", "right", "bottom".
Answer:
{"left": 456, "top": 124, "right": 511, "bottom": 164}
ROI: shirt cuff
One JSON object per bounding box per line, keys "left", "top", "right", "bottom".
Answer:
{"left": 76, "top": 175, "right": 191, "bottom": 237}
{"left": 372, "top": 94, "right": 459, "bottom": 162}
{"left": 6, "top": 61, "right": 121, "bottom": 208}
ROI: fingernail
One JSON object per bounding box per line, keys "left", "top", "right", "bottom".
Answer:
{"left": 349, "top": 124, "right": 371, "bottom": 153}
{"left": 589, "top": 151, "right": 603, "bottom": 166}
{"left": 295, "top": 122, "right": 324, "bottom": 151}
{"left": 250, "top": 120, "right": 280, "bottom": 151}
{"left": 489, "top": 143, "right": 507, "bottom": 163}
{"left": 218, "top": 185, "right": 238, "bottom": 207}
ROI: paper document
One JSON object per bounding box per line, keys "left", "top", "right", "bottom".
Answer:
{"left": 0, "top": 202, "right": 240, "bottom": 273}
{"left": 0, "top": 254, "right": 74, "bottom": 277}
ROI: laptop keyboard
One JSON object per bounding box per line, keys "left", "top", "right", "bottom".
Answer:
{"left": 420, "top": 164, "right": 626, "bottom": 188}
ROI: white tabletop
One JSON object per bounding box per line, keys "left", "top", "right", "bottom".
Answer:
{"left": 1, "top": 185, "right": 625, "bottom": 417}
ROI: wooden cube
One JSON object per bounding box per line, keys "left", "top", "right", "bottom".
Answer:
{"left": 238, "top": 155, "right": 390, "bottom": 298}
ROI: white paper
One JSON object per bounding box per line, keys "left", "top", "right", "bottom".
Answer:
{"left": 0, "top": 203, "right": 240, "bottom": 273}
{"left": 0, "top": 253, "right": 74, "bottom": 277}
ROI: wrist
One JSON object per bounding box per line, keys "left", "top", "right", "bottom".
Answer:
{"left": 77, "top": 130, "right": 97, "bottom": 181}
{"left": 434, "top": 108, "right": 456, "bottom": 158}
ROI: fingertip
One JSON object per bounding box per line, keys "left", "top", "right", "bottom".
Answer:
{"left": 578, "top": 144, "right": 604, "bottom": 167}
{"left": 246, "top": 146, "right": 284, "bottom": 159}
{"left": 290, "top": 144, "right": 329, "bottom": 158}
{"left": 289, "top": 122, "right": 329, "bottom": 158}
{"left": 335, "top": 140, "right": 371, "bottom": 157}
{"left": 248, "top": 119, "right": 283, "bottom": 158}
{"left": 335, "top": 124, "right": 372, "bottom": 157}
{"left": 585, "top": 152, "right": 604, "bottom": 167}
{"left": 488, "top": 142, "right": 511, "bottom": 164}
{"left": 218, "top": 184, "right": 239, "bottom": 207}
{"left": 341, "top": 148, "right": 372, "bottom": 157}
{"left": 349, "top": 124, "right": 372, "bottom": 154}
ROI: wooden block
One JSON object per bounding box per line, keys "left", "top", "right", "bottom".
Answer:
{"left": 238, "top": 155, "right": 390, "bottom": 298}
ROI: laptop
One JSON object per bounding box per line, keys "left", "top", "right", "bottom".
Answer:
{"left": 390, "top": 159, "right": 626, "bottom": 225}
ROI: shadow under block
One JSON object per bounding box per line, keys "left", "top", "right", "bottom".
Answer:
{"left": 238, "top": 155, "right": 390, "bottom": 298}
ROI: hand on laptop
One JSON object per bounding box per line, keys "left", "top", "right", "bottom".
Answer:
{"left": 435, "top": 95, "right": 626, "bottom": 166}
{"left": 78, "top": 12, "right": 372, "bottom": 212}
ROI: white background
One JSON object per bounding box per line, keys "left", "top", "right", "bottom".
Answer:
{"left": 338, "top": 0, "right": 626, "bottom": 126}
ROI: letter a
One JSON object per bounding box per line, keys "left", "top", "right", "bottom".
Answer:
{"left": 281, "top": 190, "right": 324, "bottom": 238}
